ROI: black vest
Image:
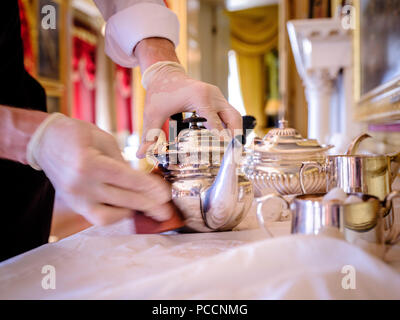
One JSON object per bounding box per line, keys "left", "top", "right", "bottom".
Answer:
{"left": 0, "top": 1, "right": 55, "bottom": 261}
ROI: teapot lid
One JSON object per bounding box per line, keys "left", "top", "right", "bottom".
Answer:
{"left": 149, "top": 112, "right": 226, "bottom": 166}
{"left": 175, "top": 112, "right": 226, "bottom": 153}
{"left": 252, "top": 120, "right": 332, "bottom": 154}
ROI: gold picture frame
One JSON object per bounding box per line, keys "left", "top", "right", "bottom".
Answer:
{"left": 26, "top": 0, "right": 71, "bottom": 115}
{"left": 353, "top": 0, "right": 400, "bottom": 122}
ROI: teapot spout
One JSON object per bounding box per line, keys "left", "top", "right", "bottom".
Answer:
{"left": 201, "top": 137, "right": 243, "bottom": 230}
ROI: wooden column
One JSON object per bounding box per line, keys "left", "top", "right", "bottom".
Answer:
{"left": 168, "top": 0, "right": 188, "bottom": 69}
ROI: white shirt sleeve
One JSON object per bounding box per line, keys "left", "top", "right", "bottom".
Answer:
{"left": 93, "top": 0, "right": 180, "bottom": 68}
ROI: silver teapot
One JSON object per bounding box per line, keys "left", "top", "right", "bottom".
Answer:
{"left": 148, "top": 113, "right": 253, "bottom": 232}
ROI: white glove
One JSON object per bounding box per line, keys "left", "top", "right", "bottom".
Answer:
{"left": 27, "top": 113, "right": 175, "bottom": 225}
{"left": 136, "top": 61, "right": 242, "bottom": 158}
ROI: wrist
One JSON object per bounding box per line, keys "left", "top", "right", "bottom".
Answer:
{"left": 134, "top": 37, "right": 180, "bottom": 72}
{"left": 0, "top": 106, "right": 49, "bottom": 165}
{"left": 26, "top": 112, "right": 67, "bottom": 170}
{"left": 141, "top": 61, "right": 186, "bottom": 90}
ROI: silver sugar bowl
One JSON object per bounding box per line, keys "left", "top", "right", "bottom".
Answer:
{"left": 243, "top": 120, "right": 333, "bottom": 196}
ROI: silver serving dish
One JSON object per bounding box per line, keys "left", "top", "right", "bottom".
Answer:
{"left": 148, "top": 113, "right": 253, "bottom": 232}
{"left": 243, "top": 120, "right": 333, "bottom": 195}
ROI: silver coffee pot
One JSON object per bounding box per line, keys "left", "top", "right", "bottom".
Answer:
{"left": 148, "top": 112, "right": 253, "bottom": 232}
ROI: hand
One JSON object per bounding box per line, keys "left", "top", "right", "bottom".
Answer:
{"left": 133, "top": 166, "right": 185, "bottom": 233}
{"left": 136, "top": 62, "right": 243, "bottom": 158}
{"left": 134, "top": 39, "right": 242, "bottom": 158}
{"left": 30, "top": 114, "right": 176, "bottom": 226}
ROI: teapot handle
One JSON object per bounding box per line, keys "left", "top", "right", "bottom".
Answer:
{"left": 299, "top": 161, "right": 324, "bottom": 194}
{"left": 383, "top": 190, "right": 400, "bottom": 244}
{"left": 256, "top": 194, "right": 290, "bottom": 238}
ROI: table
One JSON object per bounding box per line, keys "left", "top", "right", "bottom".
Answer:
{"left": 1, "top": 217, "right": 400, "bottom": 299}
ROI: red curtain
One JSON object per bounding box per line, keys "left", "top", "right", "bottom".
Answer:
{"left": 72, "top": 36, "right": 96, "bottom": 123}
{"left": 18, "top": 0, "right": 35, "bottom": 75}
{"left": 115, "top": 65, "right": 133, "bottom": 133}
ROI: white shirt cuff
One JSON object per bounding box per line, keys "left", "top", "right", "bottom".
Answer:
{"left": 104, "top": 2, "right": 180, "bottom": 68}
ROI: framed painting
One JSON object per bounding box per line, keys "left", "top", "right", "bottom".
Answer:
{"left": 46, "top": 95, "right": 61, "bottom": 113}
{"left": 37, "top": 0, "right": 61, "bottom": 80}
{"left": 354, "top": 0, "right": 400, "bottom": 122}
{"left": 31, "top": 0, "right": 70, "bottom": 115}
{"left": 309, "top": 0, "right": 331, "bottom": 18}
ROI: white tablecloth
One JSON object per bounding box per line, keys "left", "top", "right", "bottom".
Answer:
{"left": 1, "top": 217, "right": 400, "bottom": 300}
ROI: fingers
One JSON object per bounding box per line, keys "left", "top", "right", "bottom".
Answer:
{"left": 142, "top": 203, "right": 175, "bottom": 222}
{"left": 136, "top": 80, "right": 243, "bottom": 158}
{"left": 84, "top": 203, "right": 133, "bottom": 226}
{"left": 133, "top": 202, "right": 185, "bottom": 234}
{"left": 196, "top": 107, "right": 225, "bottom": 132}
{"left": 94, "top": 155, "right": 171, "bottom": 201}
{"left": 98, "top": 131, "right": 126, "bottom": 162}
{"left": 208, "top": 87, "right": 242, "bottom": 135}
{"left": 74, "top": 172, "right": 174, "bottom": 226}
{"left": 95, "top": 157, "right": 173, "bottom": 218}
{"left": 218, "top": 105, "right": 243, "bottom": 137}
{"left": 136, "top": 140, "right": 156, "bottom": 159}
{"left": 64, "top": 150, "right": 173, "bottom": 226}
{"left": 195, "top": 84, "right": 242, "bottom": 136}
{"left": 136, "top": 113, "right": 167, "bottom": 159}
{"left": 93, "top": 183, "right": 172, "bottom": 221}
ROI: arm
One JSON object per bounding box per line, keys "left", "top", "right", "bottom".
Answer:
{"left": 134, "top": 37, "right": 179, "bottom": 71}
{"left": 134, "top": 37, "right": 242, "bottom": 157}
{"left": 95, "top": 0, "right": 242, "bottom": 158}
{"left": 93, "top": 0, "right": 179, "bottom": 68}
{"left": 0, "top": 105, "right": 176, "bottom": 226}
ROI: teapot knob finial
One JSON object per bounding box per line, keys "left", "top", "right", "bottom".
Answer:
{"left": 183, "top": 111, "right": 207, "bottom": 129}
{"left": 278, "top": 119, "right": 288, "bottom": 129}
